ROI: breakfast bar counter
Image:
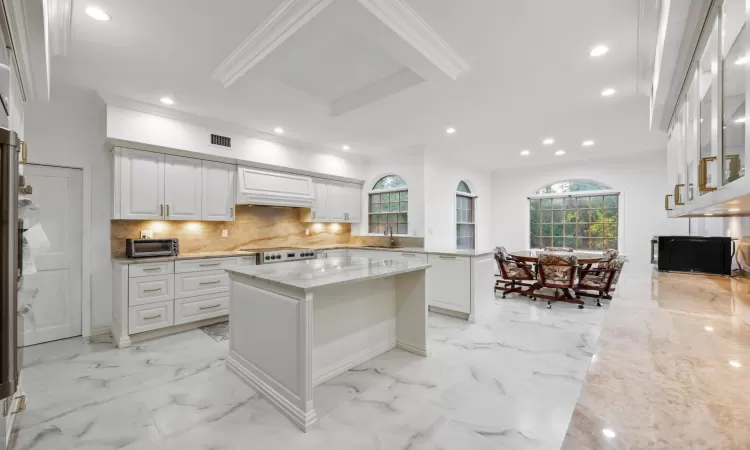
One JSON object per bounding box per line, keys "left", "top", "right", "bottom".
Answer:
{"left": 225, "top": 256, "right": 430, "bottom": 431}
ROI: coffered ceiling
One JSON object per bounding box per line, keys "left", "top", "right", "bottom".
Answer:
{"left": 53, "top": 0, "right": 666, "bottom": 169}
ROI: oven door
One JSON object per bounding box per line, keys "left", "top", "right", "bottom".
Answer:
{"left": 650, "top": 237, "right": 659, "bottom": 265}
{"left": 129, "top": 239, "right": 175, "bottom": 258}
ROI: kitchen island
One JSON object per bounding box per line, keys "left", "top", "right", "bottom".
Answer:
{"left": 225, "top": 256, "right": 430, "bottom": 431}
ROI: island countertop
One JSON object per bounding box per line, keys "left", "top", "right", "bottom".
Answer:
{"left": 226, "top": 256, "right": 430, "bottom": 290}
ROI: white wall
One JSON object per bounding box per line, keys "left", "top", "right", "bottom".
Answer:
{"left": 25, "top": 84, "right": 110, "bottom": 329}
{"left": 424, "top": 152, "right": 493, "bottom": 250}
{"left": 491, "top": 150, "right": 688, "bottom": 265}
{"left": 107, "top": 106, "right": 366, "bottom": 180}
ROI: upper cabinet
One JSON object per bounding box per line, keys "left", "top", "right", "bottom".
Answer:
{"left": 301, "top": 180, "right": 362, "bottom": 223}
{"left": 164, "top": 155, "right": 202, "bottom": 220}
{"left": 117, "top": 148, "right": 165, "bottom": 220}
{"left": 202, "top": 161, "right": 235, "bottom": 221}
{"left": 236, "top": 167, "right": 314, "bottom": 208}
{"left": 663, "top": 0, "right": 750, "bottom": 217}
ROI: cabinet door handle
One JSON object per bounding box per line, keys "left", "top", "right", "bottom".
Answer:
{"left": 199, "top": 280, "right": 221, "bottom": 285}
{"left": 143, "top": 267, "right": 161, "bottom": 272}
{"left": 401, "top": 253, "right": 416, "bottom": 256}
{"left": 199, "top": 262, "right": 221, "bottom": 267}
{"left": 664, "top": 194, "right": 673, "bottom": 211}
{"left": 230, "top": 207, "right": 234, "bottom": 219}
{"left": 312, "top": 210, "right": 316, "bottom": 219}
{"left": 199, "top": 304, "right": 221, "bottom": 310}
{"left": 439, "top": 255, "right": 456, "bottom": 260}
{"left": 160, "top": 204, "right": 164, "bottom": 216}
{"left": 699, "top": 156, "right": 717, "bottom": 193}
{"left": 143, "top": 314, "right": 162, "bottom": 320}
{"left": 166, "top": 204, "right": 170, "bottom": 216}
{"left": 673, "top": 184, "right": 685, "bottom": 205}
{"left": 143, "top": 287, "right": 162, "bottom": 292}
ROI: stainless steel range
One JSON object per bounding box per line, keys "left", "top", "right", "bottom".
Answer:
{"left": 244, "top": 247, "right": 317, "bottom": 264}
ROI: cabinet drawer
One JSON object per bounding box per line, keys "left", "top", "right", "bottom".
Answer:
{"left": 234, "top": 255, "right": 257, "bottom": 266}
{"left": 175, "top": 270, "right": 229, "bottom": 299}
{"left": 397, "top": 252, "right": 427, "bottom": 262}
{"left": 128, "top": 274, "right": 174, "bottom": 306}
{"left": 175, "top": 257, "right": 240, "bottom": 273}
{"left": 128, "top": 301, "right": 174, "bottom": 334}
{"left": 129, "top": 262, "right": 174, "bottom": 278}
{"left": 175, "top": 293, "right": 229, "bottom": 325}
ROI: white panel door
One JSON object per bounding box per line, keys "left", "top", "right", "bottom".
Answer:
{"left": 120, "top": 148, "right": 165, "bottom": 220}
{"left": 164, "top": 155, "right": 202, "bottom": 220}
{"left": 343, "top": 183, "right": 362, "bottom": 223}
{"left": 202, "top": 161, "right": 235, "bottom": 221}
{"left": 311, "top": 179, "right": 330, "bottom": 222}
{"left": 328, "top": 182, "right": 347, "bottom": 221}
{"left": 20, "top": 165, "right": 83, "bottom": 346}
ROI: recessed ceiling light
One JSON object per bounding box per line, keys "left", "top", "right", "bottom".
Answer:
{"left": 601, "top": 88, "right": 617, "bottom": 97}
{"left": 446, "top": 127, "right": 456, "bottom": 134}
{"left": 602, "top": 428, "right": 616, "bottom": 439}
{"left": 555, "top": 150, "right": 565, "bottom": 156}
{"left": 274, "top": 127, "right": 284, "bottom": 134}
{"left": 159, "top": 97, "right": 174, "bottom": 105}
{"left": 589, "top": 45, "right": 609, "bottom": 57}
{"left": 735, "top": 55, "right": 750, "bottom": 65}
{"left": 705, "top": 213, "right": 714, "bottom": 216}
{"left": 582, "top": 140, "right": 595, "bottom": 147}
{"left": 520, "top": 150, "right": 530, "bottom": 156}
{"left": 734, "top": 116, "right": 746, "bottom": 124}
{"left": 542, "top": 138, "right": 555, "bottom": 145}
{"left": 704, "top": 325, "right": 714, "bottom": 332}
{"left": 85, "top": 6, "right": 110, "bottom": 21}
{"left": 342, "top": 145, "right": 350, "bottom": 151}
{"left": 730, "top": 360, "right": 742, "bottom": 368}
{"left": 729, "top": 208, "right": 741, "bottom": 212}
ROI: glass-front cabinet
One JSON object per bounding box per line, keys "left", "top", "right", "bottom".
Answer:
{"left": 666, "top": 0, "right": 749, "bottom": 214}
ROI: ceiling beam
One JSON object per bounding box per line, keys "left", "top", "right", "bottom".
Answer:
{"left": 47, "top": 0, "right": 72, "bottom": 56}
{"left": 356, "top": 0, "right": 469, "bottom": 81}
{"left": 330, "top": 68, "right": 424, "bottom": 116}
{"left": 211, "top": 0, "right": 335, "bottom": 88}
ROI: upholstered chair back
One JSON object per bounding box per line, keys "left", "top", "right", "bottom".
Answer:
{"left": 538, "top": 253, "right": 578, "bottom": 288}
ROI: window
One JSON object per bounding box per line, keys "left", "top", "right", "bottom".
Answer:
{"left": 530, "top": 181, "right": 619, "bottom": 250}
{"left": 456, "top": 181, "right": 475, "bottom": 249}
{"left": 535, "top": 179, "right": 612, "bottom": 195}
{"left": 369, "top": 175, "right": 408, "bottom": 234}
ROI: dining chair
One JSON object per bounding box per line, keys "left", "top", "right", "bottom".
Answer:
{"left": 536, "top": 253, "right": 581, "bottom": 309}
{"left": 494, "top": 247, "right": 536, "bottom": 298}
{"left": 543, "top": 246, "right": 573, "bottom": 252}
{"left": 575, "top": 257, "right": 625, "bottom": 307}
{"left": 579, "top": 249, "right": 621, "bottom": 299}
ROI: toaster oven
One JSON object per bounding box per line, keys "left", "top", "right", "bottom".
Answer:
{"left": 126, "top": 238, "right": 179, "bottom": 258}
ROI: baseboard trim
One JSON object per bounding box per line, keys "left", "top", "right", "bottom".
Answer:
{"left": 129, "top": 316, "right": 228, "bottom": 346}
{"left": 227, "top": 351, "right": 317, "bottom": 432}
{"left": 396, "top": 339, "right": 429, "bottom": 357}
{"left": 428, "top": 305, "right": 470, "bottom": 321}
{"left": 313, "top": 341, "right": 395, "bottom": 387}
{"left": 89, "top": 325, "right": 111, "bottom": 337}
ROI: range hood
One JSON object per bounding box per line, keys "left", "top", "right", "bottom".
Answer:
{"left": 235, "top": 166, "right": 314, "bottom": 208}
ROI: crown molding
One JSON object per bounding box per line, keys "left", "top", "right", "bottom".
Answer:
{"left": 356, "top": 0, "right": 469, "bottom": 81}
{"left": 211, "top": 0, "right": 335, "bottom": 88}
{"left": 3, "top": 0, "right": 49, "bottom": 101}
{"left": 47, "top": 0, "right": 72, "bottom": 56}
{"left": 100, "top": 92, "right": 366, "bottom": 160}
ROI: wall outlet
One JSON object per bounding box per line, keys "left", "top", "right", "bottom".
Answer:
{"left": 222, "top": 229, "right": 229, "bottom": 238}
{"left": 140, "top": 229, "right": 153, "bottom": 239}
{"left": 305, "top": 228, "right": 310, "bottom": 236}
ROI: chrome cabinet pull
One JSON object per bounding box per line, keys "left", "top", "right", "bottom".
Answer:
{"left": 143, "top": 267, "right": 161, "bottom": 272}
{"left": 439, "top": 255, "right": 456, "bottom": 259}
{"left": 160, "top": 204, "right": 164, "bottom": 216}
{"left": 199, "top": 280, "right": 221, "bottom": 285}
{"left": 199, "top": 304, "right": 221, "bottom": 310}
{"left": 166, "top": 204, "right": 170, "bottom": 216}
{"left": 230, "top": 207, "right": 234, "bottom": 219}
{"left": 199, "top": 262, "right": 221, "bottom": 267}
{"left": 401, "top": 253, "right": 416, "bottom": 256}
{"left": 144, "top": 314, "right": 162, "bottom": 320}
{"left": 312, "top": 210, "right": 316, "bottom": 219}
{"left": 143, "top": 287, "right": 162, "bottom": 292}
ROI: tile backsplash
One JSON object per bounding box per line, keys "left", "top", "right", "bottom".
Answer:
{"left": 110, "top": 205, "right": 425, "bottom": 256}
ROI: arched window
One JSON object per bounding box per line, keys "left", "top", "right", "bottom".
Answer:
{"left": 529, "top": 179, "right": 619, "bottom": 251}
{"left": 456, "top": 181, "right": 476, "bottom": 249}
{"left": 369, "top": 175, "right": 408, "bottom": 234}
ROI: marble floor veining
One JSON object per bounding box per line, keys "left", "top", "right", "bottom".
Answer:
{"left": 11, "top": 295, "right": 610, "bottom": 450}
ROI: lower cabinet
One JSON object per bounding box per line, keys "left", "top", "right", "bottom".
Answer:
{"left": 112, "top": 255, "right": 254, "bottom": 347}
{"left": 426, "top": 255, "right": 471, "bottom": 314}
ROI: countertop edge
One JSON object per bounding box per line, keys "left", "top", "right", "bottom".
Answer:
{"left": 112, "top": 252, "right": 258, "bottom": 264}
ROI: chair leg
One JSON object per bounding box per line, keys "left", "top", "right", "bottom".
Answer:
{"left": 596, "top": 292, "right": 603, "bottom": 307}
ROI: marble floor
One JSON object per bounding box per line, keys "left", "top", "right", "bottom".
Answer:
{"left": 10, "top": 294, "right": 610, "bottom": 450}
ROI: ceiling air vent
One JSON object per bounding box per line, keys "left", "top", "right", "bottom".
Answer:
{"left": 211, "top": 134, "right": 231, "bottom": 148}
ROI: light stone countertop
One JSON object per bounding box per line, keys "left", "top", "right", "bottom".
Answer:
{"left": 562, "top": 269, "right": 750, "bottom": 449}
{"left": 305, "top": 245, "right": 495, "bottom": 257}
{"left": 226, "top": 256, "right": 430, "bottom": 290}
{"left": 112, "top": 250, "right": 258, "bottom": 264}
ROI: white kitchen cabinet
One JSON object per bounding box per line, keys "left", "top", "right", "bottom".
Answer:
{"left": 310, "top": 179, "right": 330, "bottom": 222}
{"left": 343, "top": 182, "right": 362, "bottom": 223}
{"left": 202, "top": 161, "right": 235, "bottom": 221}
{"left": 164, "top": 155, "right": 202, "bottom": 220}
{"left": 328, "top": 182, "right": 347, "bottom": 221}
{"left": 427, "top": 255, "right": 471, "bottom": 314}
{"left": 118, "top": 148, "right": 165, "bottom": 220}
{"left": 236, "top": 166, "right": 314, "bottom": 207}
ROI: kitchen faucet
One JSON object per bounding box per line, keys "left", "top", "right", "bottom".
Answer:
{"left": 384, "top": 225, "right": 397, "bottom": 247}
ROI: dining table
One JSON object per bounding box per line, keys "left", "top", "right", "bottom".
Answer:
{"left": 507, "top": 249, "right": 604, "bottom": 302}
